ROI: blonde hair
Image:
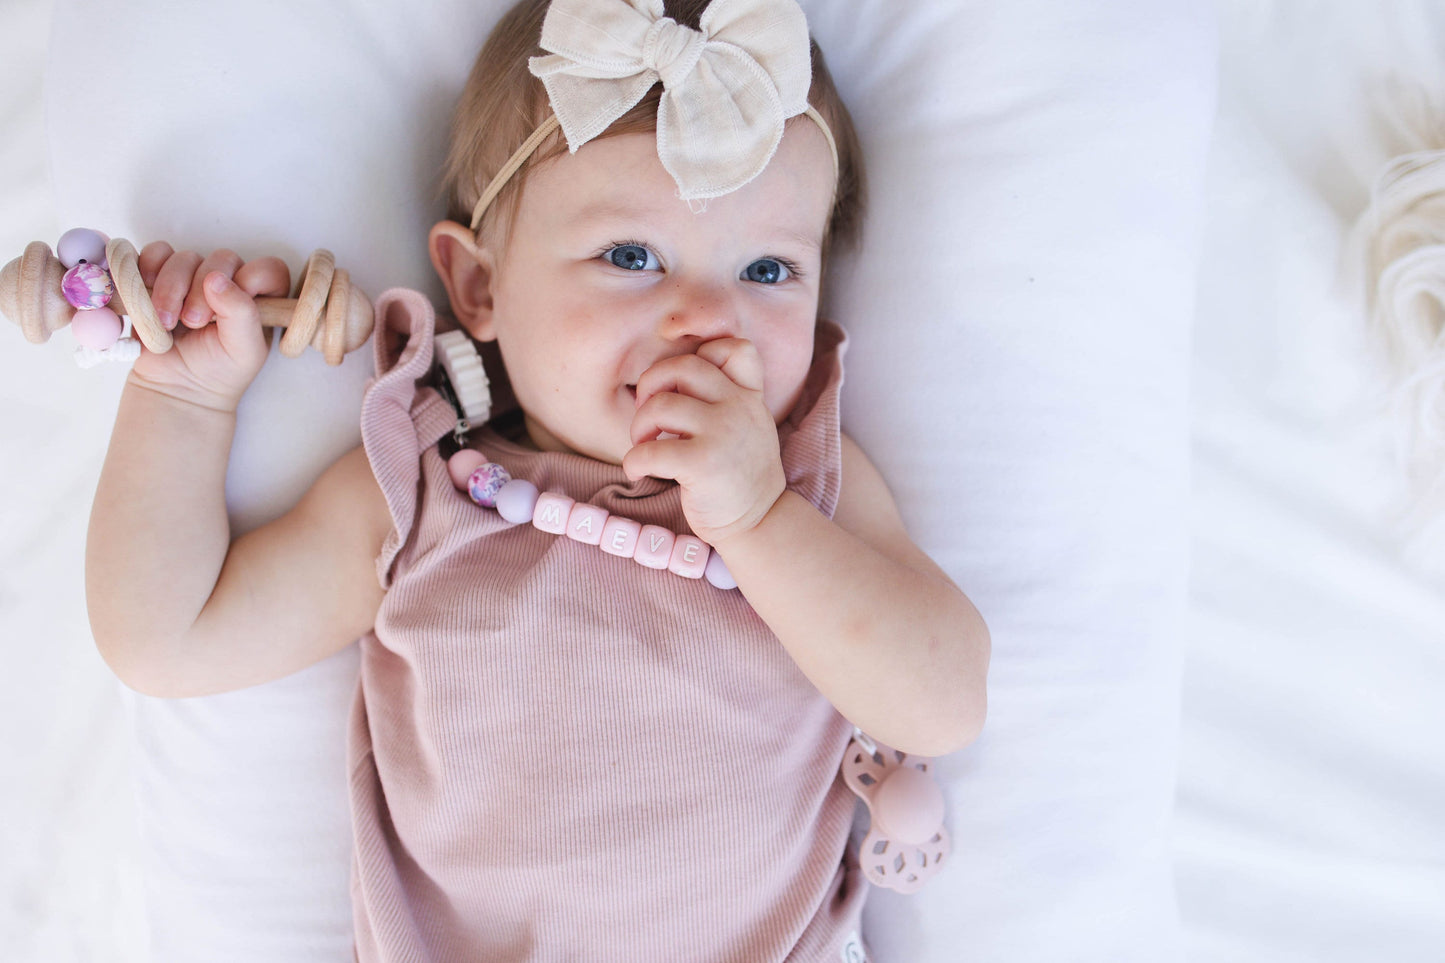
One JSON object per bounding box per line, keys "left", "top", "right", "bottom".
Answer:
{"left": 436, "top": 0, "right": 866, "bottom": 264}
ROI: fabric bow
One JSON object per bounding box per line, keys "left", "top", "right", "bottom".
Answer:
{"left": 528, "top": 0, "right": 813, "bottom": 200}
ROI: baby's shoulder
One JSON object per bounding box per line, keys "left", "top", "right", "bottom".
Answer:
{"left": 306, "top": 444, "right": 394, "bottom": 556}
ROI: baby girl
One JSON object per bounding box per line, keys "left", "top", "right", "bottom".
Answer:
{"left": 85, "top": 0, "right": 989, "bottom": 958}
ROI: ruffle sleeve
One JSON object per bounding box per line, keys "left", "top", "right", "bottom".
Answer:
{"left": 359, "top": 288, "right": 459, "bottom": 589}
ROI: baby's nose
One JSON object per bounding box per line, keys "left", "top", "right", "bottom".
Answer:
{"left": 657, "top": 279, "right": 740, "bottom": 342}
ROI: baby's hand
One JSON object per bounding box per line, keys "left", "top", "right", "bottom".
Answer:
{"left": 623, "top": 338, "right": 787, "bottom": 547}
{"left": 127, "top": 242, "right": 291, "bottom": 412}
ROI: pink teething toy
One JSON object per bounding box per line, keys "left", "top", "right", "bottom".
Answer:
{"left": 841, "top": 732, "right": 951, "bottom": 894}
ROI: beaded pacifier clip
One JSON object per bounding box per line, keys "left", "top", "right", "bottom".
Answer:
{"left": 433, "top": 329, "right": 740, "bottom": 590}
{"left": 433, "top": 329, "right": 954, "bottom": 893}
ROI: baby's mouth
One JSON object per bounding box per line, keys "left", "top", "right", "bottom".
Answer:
{"left": 626, "top": 384, "right": 637, "bottom": 400}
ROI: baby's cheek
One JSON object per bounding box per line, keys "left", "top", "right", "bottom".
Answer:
{"left": 765, "top": 350, "right": 814, "bottom": 422}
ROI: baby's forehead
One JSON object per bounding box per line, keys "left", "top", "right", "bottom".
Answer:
{"left": 533, "top": 128, "right": 833, "bottom": 238}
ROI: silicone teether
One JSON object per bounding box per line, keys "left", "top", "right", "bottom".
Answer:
{"left": 841, "top": 733, "right": 950, "bottom": 894}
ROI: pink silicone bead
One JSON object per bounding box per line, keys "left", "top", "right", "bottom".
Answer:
{"left": 873, "top": 767, "right": 946, "bottom": 846}
{"left": 57, "top": 228, "right": 109, "bottom": 269}
{"left": 70, "top": 306, "right": 122, "bottom": 350}
{"left": 565, "top": 502, "right": 608, "bottom": 545}
{"left": 447, "top": 449, "right": 488, "bottom": 490}
{"left": 599, "top": 515, "right": 642, "bottom": 557}
{"left": 532, "top": 492, "right": 574, "bottom": 535}
{"left": 633, "top": 525, "right": 675, "bottom": 570}
{"left": 704, "top": 552, "right": 737, "bottom": 589}
{"left": 495, "top": 478, "right": 540, "bottom": 524}
{"left": 667, "top": 534, "right": 709, "bottom": 579}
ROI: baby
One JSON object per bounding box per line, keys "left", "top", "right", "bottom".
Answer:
{"left": 86, "top": 0, "right": 989, "bottom": 958}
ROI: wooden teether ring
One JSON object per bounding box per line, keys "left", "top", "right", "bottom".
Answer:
{"left": 106, "top": 237, "right": 171, "bottom": 353}
{"left": 0, "top": 239, "right": 374, "bottom": 366}
{"left": 321, "top": 267, "right": 350, "bottom": 366}
{"left": 281, "top": 248, "right": 333, "bottom": 358}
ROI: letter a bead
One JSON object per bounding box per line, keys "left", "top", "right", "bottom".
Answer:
{"left": 668, "top": 534, "right": 709, "bottom": 579}
{"left": 600, "top": 515, "right": 642, "bottom": 557}
{"left": 566, "top": 502, "right": 608, "bottom": 545}
{"left": 532, "top": 492, "right": 574, "bottom": 534}
{"left": 634, "top": 524, "right": 675, "bottom": 570}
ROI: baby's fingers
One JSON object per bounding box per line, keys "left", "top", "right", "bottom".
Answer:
{"left": 180, "top": 249, "right": 243, "bottom": 328}
{"left": 137, "top": 240, "right": 174, "bottom": 286}
{"left": 201, "top": 271, "right": 268, "bottom": 368}
{"left": 150, "top": 248, "right": 203, "bottom": 331}
{"left": 234, "top": 256, "right": 291, "bottom": 300}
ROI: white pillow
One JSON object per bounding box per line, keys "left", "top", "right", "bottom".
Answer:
{"left": 43, "top": 1, "right": 1216, "bottom": 960}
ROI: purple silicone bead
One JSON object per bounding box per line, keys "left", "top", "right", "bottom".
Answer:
{"left": 466, "top": 462, "right": 512, "bottom": 508}
{"left": 57, "top": 228, "right": 109, "bottom": 270}
{"left": 704, "top": 552, "right": 737, "bottom": 590}
{"left": 494, "top": 478, "right": 540, "bottom": 525}
{"left": 62, "top": 262, "right": 114, "bottom": 310}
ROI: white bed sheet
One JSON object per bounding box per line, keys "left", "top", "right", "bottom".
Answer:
{"left": 1176, "top": 3, "right": 1445, "bottom": 961}
{"left": 2, "top": 1, "right": 1439, "bottom": 962}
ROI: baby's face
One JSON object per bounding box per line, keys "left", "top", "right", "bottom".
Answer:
{"left": 485, "top": 120, "right": 835, "bottom": 465}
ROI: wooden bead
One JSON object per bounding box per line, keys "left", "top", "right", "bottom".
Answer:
{"left": 0, "top": 242, "right": 68, "bottom": 344}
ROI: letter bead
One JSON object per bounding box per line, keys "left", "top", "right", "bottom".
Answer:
{"left": 633, "top": 524, "right": 674, "bottom": 570}
{"left": 600, "top": 515, "right": 642, "bottom": 557}
{"left": 566, "top": 502, "right": 609, "bottom": 545}
{"left": 532, "top": 491, "right": 574, "bottom": 534}
{"left": 668, "top": 534, "right": 709, "bottom": 579}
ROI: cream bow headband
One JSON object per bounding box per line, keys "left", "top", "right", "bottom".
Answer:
{"left": 468, "top": 0, "right": 840, "bottom": 233}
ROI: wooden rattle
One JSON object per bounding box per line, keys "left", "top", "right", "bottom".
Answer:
{"left": 0, "top": 230, "right": 373, "bottom": 366}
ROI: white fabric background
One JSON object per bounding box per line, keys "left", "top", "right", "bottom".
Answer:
{"left": 3, "top": 1, "right": 1437, "bottom": 962}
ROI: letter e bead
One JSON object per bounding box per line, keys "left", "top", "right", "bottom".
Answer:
{"left": 668, "top": 534, "right": 709, "bottom": 579}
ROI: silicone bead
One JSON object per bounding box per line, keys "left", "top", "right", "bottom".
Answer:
{"left": 62, "top": 262, "right": 114, "bottom": 310}
{"left": 532, "top": 492, "right": 574, "bottom": 535}
{"left": 873, "top": 767, "right": 946, "bottom": 846}
{"left": 599, "top": 515, "right": 642, "bottom": 557}
{"left": 704, "top": 552, "right": 737, "bottom": 589}
{"left": 447, "top": 449, "right": 487, "bottom": 490}
{"left": 495, "top": 478, "right": 540, "bottom": 524}
{"left": 566, "top": 503, "right": 608, "bottom": 545}
{"left": 57, "top": 228, "right": 109, "bottom": 269}
{"left": 467, "top": 462, "right": 511, "bottom": 508}
{"left": 667, "top": 534, "right": 709, "bottom": 579}
{"left": 69, "top": 306, "right": 122, "bottom": 350}
{"left": 634, "top": 525, "right": 675, "bottom": 570}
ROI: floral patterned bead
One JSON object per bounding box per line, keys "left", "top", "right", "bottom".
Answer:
{"left": 62, "top": 262, "right": 114, "bottom": 310}
{"left": 467, "top": 461, "right": 512, "bottom": 508}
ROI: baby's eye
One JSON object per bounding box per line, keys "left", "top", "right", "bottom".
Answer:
{"left": 741, "top": 258, "right": 791, "bottom": 284}
{"left": 604, "top": 243, "right": 661, "bottom": 271}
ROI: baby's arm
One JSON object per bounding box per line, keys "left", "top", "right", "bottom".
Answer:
{"left": 86, "top": 249, "right": 389, "bottom": 697}
{"left": 710, "top": 433, "right": 990, "bottom": 758}
{"left": 625, "top": 339, "right": 989, "bottom": 757}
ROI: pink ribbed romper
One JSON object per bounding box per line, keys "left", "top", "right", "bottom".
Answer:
{"left": 349, "top": 288, "right": 870, "bottom": 962}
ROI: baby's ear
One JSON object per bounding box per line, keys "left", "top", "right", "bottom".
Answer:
{"left": 428, "top": 220, "right": 497, "bottom": 342}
